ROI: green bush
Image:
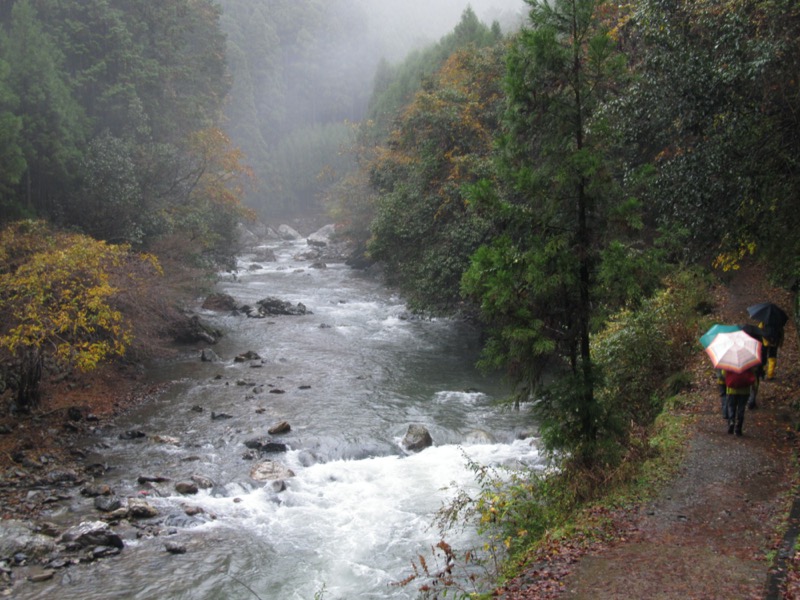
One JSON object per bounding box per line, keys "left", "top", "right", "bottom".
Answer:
{"left": 592, "top": 267, "right": 712, "bottom": 431}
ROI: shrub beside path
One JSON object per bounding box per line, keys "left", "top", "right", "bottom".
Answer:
{"left": 495, "top": 263, "right": 800, "bottom": 599}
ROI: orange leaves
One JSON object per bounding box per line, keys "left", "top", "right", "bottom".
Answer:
{"left": 186, "top": 127, "right": 255, "bottom": 217}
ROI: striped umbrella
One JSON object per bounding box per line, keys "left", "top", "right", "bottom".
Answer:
{"left": 705, "top": 330, "right": 762, "bottom": 373}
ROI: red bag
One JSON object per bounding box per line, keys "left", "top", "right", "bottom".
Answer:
{"left": 725, "top": 369, "right": 755, "bottom": 388}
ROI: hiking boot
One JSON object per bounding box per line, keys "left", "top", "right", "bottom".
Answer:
{"left": 728, "top": 422, "right": 735, "bottom": 434}
{"left": 735, "top": 429, "right": 743, "bottom": 437}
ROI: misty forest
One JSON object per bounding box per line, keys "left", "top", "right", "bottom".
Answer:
{"left": 1, "top": 0, "right": 800, "bottom": 597}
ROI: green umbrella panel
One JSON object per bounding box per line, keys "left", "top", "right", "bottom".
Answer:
{"left": 699, "top": 324, "right": 742, "bottom": 349}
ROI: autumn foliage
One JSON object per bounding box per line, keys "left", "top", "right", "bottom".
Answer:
{"left": 0, "top": 220, "right": 161, "bottom": 411}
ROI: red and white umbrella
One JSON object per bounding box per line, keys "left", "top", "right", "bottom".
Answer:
{"left": 704, "top": 330, "right": 762, "bottom": 373}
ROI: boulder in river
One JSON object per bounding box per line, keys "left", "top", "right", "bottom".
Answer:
{"left": 201, "top": 293, "right": 237, "bottom": 312}
{"left": 61, "top": 521, "right": 123, "bottom": 550}
{"left": 278, "top": 224, "right": 302, "bottom": 240}
{"left": 175, "top": 481, "right": 199, "bottom": 495}
{"left": 127, "top": 498, "right": 158, "bottom": 519}
{"left": 401, "top": 424, "right": 433, "bottom": 452}
{"left": 268, "top": 421, "right": 291, "bottom": 435}
{"left": 200, "top": 348, "right": 221, "bottom": 362}
{"left": 170, "top": 315, "right": 223, "bottom": 345}
{"left": 307, "top": 224, "right": 335, "bottom": 247}
{"left": 190, "top": 474, "right": 214, "bottom": 489}
{"left": 243, "top": 438, "right": 288, "bottom": 453}
{"left": 0, "top": 520, "right": 57, "bottom": 561}
{"left": 248, "top": 297, "right": 312, "bottom": 317}
{"left": 234, "top": 350, "right": 261, "bottom": 362}
{"left": 249, "top": 460, "right": 295, "bottom": 482}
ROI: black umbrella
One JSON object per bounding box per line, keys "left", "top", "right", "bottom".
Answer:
{"left": 747, "top": 302, "right": 788, "bottom": 328}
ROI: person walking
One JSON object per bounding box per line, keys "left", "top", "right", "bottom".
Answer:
{"left": 747, "top": 302, "right": 788, "bottom": 380}
{"left": 759, "top": 320, "right": 784, "bottom": 379}
{"left": 716, "top": 369, "right": 728, "bottom": 419}
{"left": 740, "top": 324, "right": 765, "bottom": 409}
{"left": 723, "top": 367, "right": 756, "bottom": 436}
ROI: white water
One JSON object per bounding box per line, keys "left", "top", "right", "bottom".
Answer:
{"left": 17, "top": 236, "right": 543, "bottom": 600}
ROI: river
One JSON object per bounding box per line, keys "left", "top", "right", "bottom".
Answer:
{"left": 18, "top": 233, "right": 543, "bottom": 600}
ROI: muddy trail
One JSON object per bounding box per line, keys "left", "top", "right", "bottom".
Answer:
{"left": 496, "top": 263, "right": 800, "bottom": 600}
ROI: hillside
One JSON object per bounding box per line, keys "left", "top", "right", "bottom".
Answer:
{"left": 495, "top": 262, "right": 800, "bottom": 599}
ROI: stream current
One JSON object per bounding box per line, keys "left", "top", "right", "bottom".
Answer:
{"left": 20, "top": 236, "right": 544, "bottom": 600}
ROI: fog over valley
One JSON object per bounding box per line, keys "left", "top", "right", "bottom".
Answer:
{"left": 217, "top": 0, "right": 526, "bottom": 217}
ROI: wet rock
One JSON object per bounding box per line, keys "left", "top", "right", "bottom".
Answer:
{"left": 200, "top": 348, "right": 221, "bottom": 362}
{"left": 137, "top": 475, "right": 170, "bottom": 484}
{"left": 45, "top": 557, "right": 70, "bottom": 569}
{"left": 190, "top": 474, "right": 214, "bottom": 489}
{"left": 170, "top": 314, "right": 223, "bottom": 345}
{"left": 127, "top": 498, "right": 158, "bottom": 519}
{"left": 249, "top": 460, "right": 295, "bottom": 482}
{"left": 175, "top": 481, "right": 198, "bottom": 495}
{"left": 61, "top": 521, "right": 123, "bottom": 549}
{"left": 244, "top": 438, "right": 288, "bottom": 453}
{"left": 182, "top": 504, "right": 205, "bottom": 517}
{"left": 307, "top": 224, "right": 335, "bottom": 247}
{"left": 165, "top": 541, "right": 187, "bottom": 554}
{"left": 253, "top": 247, "right": 277, "bottom": 262}
{"left": 278, "top": 224, "right": 302, "bottom": 240}
{"left": 402, "top": 424, "right": 433, "bottom": 452}
{"left": 248, "top": 297, "right": 312, "bottom": 317}
{"left": 0, "top": 520, "right": 57, "bottom": 561}
{"left": 241, "top": 449, "right": 259, "bottom": 460}
{"left": 67, "top": 407, "right": 83, "bottom": 421}
{"left": 102, "top": 507, "right": 129, "bottom": 523}
{"left": 120, "top": 430, "right": 147, "bottom": 440}
{"left": 234, "top": 350, "right": 261, "bottom": 362}
{"left": 27, "top": 568, "right": 55, "bottom": 582}
{"left": 94, "top": 496, "right": 122, "bottom": 512}
{"left": 92, "top": 545, "right": 121, "bottom": 559}
{"left": 268, "top": 421, "right": 291, "bottom": 435}
{"left": 202, "top": 293, "right": 237, "bottom": 312}
{"left": 211, "top": 411, "right": 233, "bottom": 420}
{"left": 151, "top": 435, "right": 180, "bottom": 445}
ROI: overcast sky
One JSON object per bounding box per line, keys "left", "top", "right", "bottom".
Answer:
{"left": 356, "top": 0, "right": 527, "bottom": 62}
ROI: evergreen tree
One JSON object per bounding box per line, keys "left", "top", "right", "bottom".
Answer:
{"left": 1, "top": 0, "right": 87, "bottom": 217}
{"left": 462, "top": 0, "right": 634, "bottom": 466}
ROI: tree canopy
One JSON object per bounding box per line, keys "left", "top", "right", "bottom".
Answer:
{"left": 346, "top": 0, "right": 800, "bottom": 467}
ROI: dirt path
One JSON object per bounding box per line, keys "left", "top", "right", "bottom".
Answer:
{"left": 495, "top": 263, "right": 800, "bottom": 599}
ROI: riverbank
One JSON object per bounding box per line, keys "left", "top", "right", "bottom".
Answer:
{"left": 494, "top": 262, "right": 800, "bottom": 599}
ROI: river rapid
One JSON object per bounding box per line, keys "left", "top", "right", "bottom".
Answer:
{"left": 17, "top": 234, "right": 544, "bottom": 600}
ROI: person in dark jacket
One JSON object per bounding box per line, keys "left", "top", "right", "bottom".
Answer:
{"left": 723, "top": 368, "right": 756, "bottom": 436}
{"left": 759, "top": 320, "right": 784, "bottom": 379}
{"left": 739, "top": 325, "right": 765, "bottom": 409}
